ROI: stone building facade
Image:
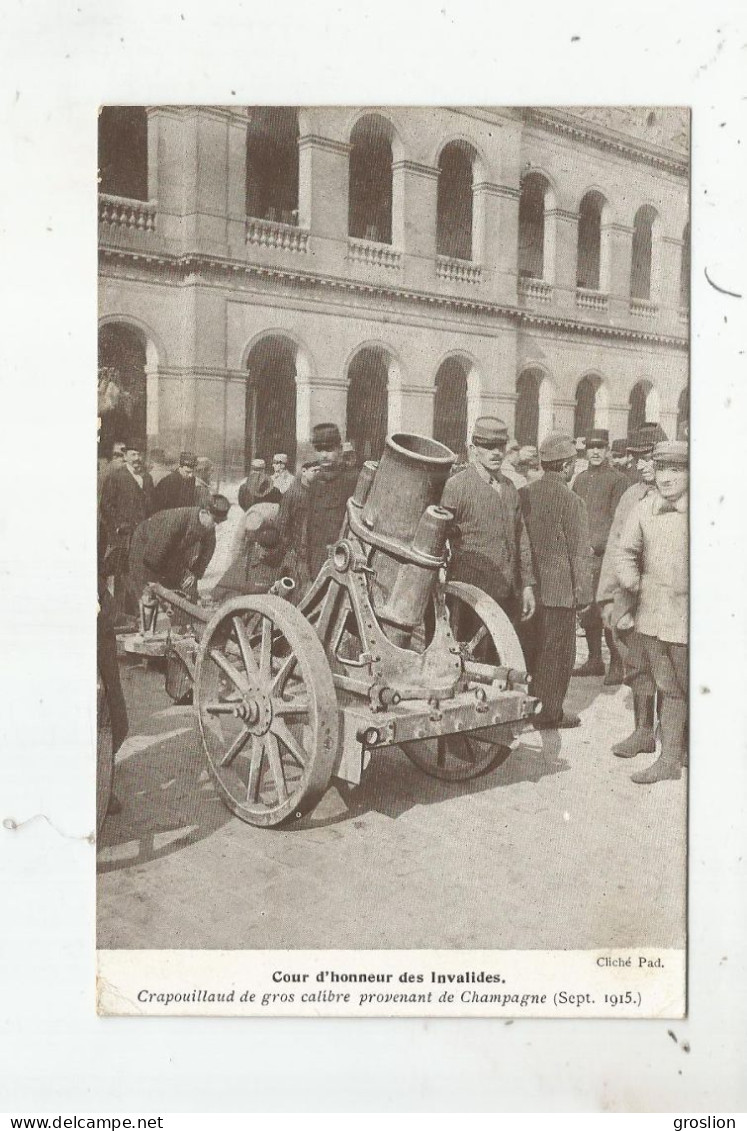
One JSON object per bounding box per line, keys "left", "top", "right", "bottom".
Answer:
{"left": 98, "top": 105, "right": 689, "bottom": 481}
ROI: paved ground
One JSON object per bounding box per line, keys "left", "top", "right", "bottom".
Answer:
{"left": 97, "top": 633, "right": 686, "bottom": 952}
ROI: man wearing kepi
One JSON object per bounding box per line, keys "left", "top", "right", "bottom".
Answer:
{"left": 520, "top": 432, "right": 594, "bottom": 729}
{"left": 597, "top": 425, "right": 666, "bottom": 759}
{"left": 279, "top": 423, "right": 358, "bottom": 582}
{"left": 572, "top": 428, "right": 628, "bottom": 682}
{"left": 615, "top": 441, "right": 688, "bottom": 784}
{"left": 441, "top": 416, "right": 535, "bottom": 625}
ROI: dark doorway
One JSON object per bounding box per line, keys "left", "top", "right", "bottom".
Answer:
{"left": 348, "top": 116, "right": 393, "bottom": 244}
{"left": 245, "top": 337, "right": 298, "bottom": 472}
{"left": 437, "top": 144, "right": 474, "bottom": 261}
{"left": 346, "top": 348, "right": 389, "bottom": 462}
{"left": 516, "top": 369, "right": 542, "bottom": 445}
{"left": 628, "top": 381, "right": 653, "bottom": 437}
{"left": 574, "top": 375, "right": 600, "bottom": 437}
{"left": 433, "top": 357, "right": 468, "bottom": 457}
{"left": 98, "top": 107, "right": 148, "bottom": 201}
{"left": 246, "top": 107, "right": 299, "bottom": 224}
{"left": 98, "top": 324, "right": 147, "bottom": 456}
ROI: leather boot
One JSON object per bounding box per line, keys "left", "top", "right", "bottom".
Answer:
{"left": 631, "top": 696, "right": 686, "bottom": 783}
{"left": 574, "top": 624, "right": 605, "bottom": 676}
{"left": 603, "top": 629, "right": 624, "bottom": 685}
{"left": 612, "top": 690, "right": 656, "bottom": 758}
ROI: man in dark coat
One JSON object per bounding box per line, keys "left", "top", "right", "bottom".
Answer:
{"left": 238, "top": 458, "right": 271, "bottom": 512}
{"left": 278, "top": 423, "right": 358, "bottom": 582}
{"left": 441, "top": 416, "right": 535, "bottom": 624}
{"left": 98, "top": 445, "right": 156, "bottom": 618}
{"left": 520, "top": 432, "right": 594, "bottom": 729}
{"left": 127, "top": 494, "right": 230, "bottom": 606}
{"left": 153, "top": 450, "right": 197, "bottom": 512}
{"left": 572, "top": 427, "right": 629, "bottom": 681}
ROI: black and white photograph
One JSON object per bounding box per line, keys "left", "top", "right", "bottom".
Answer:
{"left": 94, "top": 104, "right": 690, "bottom": 1015}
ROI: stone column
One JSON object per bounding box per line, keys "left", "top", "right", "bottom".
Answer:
{"left": 658, "top": 235, "right": 684, "bottom": 335}
{"left": 606, "top": 223, "right": 634, "bottom": 324}
{"left": 553, "top": 398, "right": 577, "bottom": 437}
{"left": 391, "top": 161, "right": 439, "bottom": 289}
{"left": 226, "top": 110, "right": 248, "bottom": 257}
{"left": 298, "top": 135, "right": 351, "bottom": 241}
{"left": 549, "top": 208, "right": 579, "bottom": 313}
{"left": 607, "top": 403, "right": 630, "bottom": 443}
{"left": 473, "top": 182, "right": 519, "bottom": 303}
{"left": 399, "top": 387, "right": 436, "bottom": 438}
{"left": 224, "top": 371, "right": 247, "bottom": 481}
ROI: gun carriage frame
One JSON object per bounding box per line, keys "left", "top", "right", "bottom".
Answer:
{"left": 118, "top": 434, "right": 540, "bottom": 828}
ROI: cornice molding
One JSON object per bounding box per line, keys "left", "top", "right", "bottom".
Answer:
{"left": 99, "top": 246, "right": 688, "bottom": 351}
{"left": 523, "top": 109, "right": 689, "bottom": 178}
{"left": 473, "top": 181, "right": 520, "bottom": 200}
{"left": 392, "top": 160, "right": 440, "bottom": 180}
{"left": 298, "top": 134, "right": 351, "bottom": 157}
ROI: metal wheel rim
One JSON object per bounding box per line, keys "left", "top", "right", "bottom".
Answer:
{"left": 195, "top": 595, "right": 339, "bottom": 827}
{"left": 402, "top": 581, "right": 525, "bottom": 781}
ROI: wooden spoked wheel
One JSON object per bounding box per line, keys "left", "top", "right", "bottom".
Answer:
{"left": 96, "top": 669, "right": 115, "bottom": 837}
{"left": 195, "top": 596, "right": 339, "bottom": 827}
{"left": 402, "top": 581, "right": 527, "bottom": 782}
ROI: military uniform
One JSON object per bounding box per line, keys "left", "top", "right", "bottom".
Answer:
{"left": 519, "top": 433, "right": 594, "bottom": 728}
{"left": 98, "top": 462, "right": 155, "bottom": 615}
{"left": 615, "top": 441, "right": 688, "bottom": 783}
{"left": 572, "top": 429, "right": 628, "bottom": 679}
{"left": 154, "top": 452, "right": 198, "bottom": 512}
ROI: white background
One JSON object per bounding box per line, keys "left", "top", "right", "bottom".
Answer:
{"left": 1, "top": 0, "right": 746, "bottom": 1113}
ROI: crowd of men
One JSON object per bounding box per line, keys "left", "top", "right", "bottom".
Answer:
{"left": 98, "top": 414, "right": 688, "bottom": 793}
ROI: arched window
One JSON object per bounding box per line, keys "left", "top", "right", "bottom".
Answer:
{"left": 98, "top": 107, "right": 148, "bottom": 201}
{"left": 437, "top": 144, "right": 475, "bottom": 261}
{"left": 577, "top": 191, "right": 606, "bottom": 291}
{"left": 627, "top": 380, "right": 661, "bottom": 437}
{"left": 245, "top": 336, "right": 299, "bottom": 470}
{"left": 518, "top": 172, "right": 553, "bottom": 280}
{"left": 433, "top": 357, "right": 469, "bottom": 458}
{"left": 680, "top": 222, "right": 690, "bottom": 310}
{"left": 98, "top": 323, "right": 148, "bottom": 455}
{"left": 348, "top": 116, "right": 394, "bottom": 244}
{"left": 346, "top": 347, "right": 390, "bottom": 461}
{"left": 246, "top": 107, "right": 300, "bottom": 225}
{"left": 630, "top": 205, "right": 659, "bottom": 300}
{"left": 515, "top": 370, "right": 541, "bottom": 446}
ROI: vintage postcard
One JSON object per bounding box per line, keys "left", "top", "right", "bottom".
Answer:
{"left": 95, "top": 105, "right": 689, "bottom": 1017}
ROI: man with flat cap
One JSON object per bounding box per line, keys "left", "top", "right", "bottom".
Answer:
{"left": 441, "top": 416, "right": 535, "bottom": 625}
{"left": 597, "top": 424, "right": 668, "bottom": 758}
{"left": 519, "top": 432, "right": 594, "bottom": 729}
{"left": 572, "top": 427, "right": 629, "bottom": 682}
{"left": 278, "top": 423, "right": 358, "bottom": 583}
{"left": 127, "top": 493, "right": 230, "bottom": 605}
{"left": 154, "top": 450, "right": 198, "bottom": 512}
{"left": 615, "top": 441, "right": 688, "bottom": 784}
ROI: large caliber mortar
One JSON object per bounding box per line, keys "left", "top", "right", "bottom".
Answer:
{"left": 347, "top": 433, "right": 456, "bottom": 641}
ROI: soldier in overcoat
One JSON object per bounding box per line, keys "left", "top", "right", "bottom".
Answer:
{"left": 441, "top": 416, "right": 535, "bottom": 624}
{"left": 153, "top": 451, "right": 198, "bottom": 512}
{"left": 615, "top": 441, "right": 688, "bottom": 784}
{"left": 98, "top": 445, "right": 156, "bottom": 617}
{"left": 572, "top": 428, "right": 629, "bottom": 682}
{"left": 520, "top": 433, "right": 594, "bottom": 729}
{"left": 278, "top": 424, "right": 358, "bottom": 582}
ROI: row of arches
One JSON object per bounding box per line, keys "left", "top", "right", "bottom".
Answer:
{"left": 99, "top": 108, "right": 690, "bottom": 305}
{"left": 99, "top": 323, "right": 689, "bottom": 466}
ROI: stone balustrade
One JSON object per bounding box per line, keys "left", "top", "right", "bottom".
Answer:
{"left": 245, "top": 216, "right": 309, "bottom": 253}
{"left": 518, "top": 277, "right": 553, "bottom": 303}
{"left": 436, "top": 256, "right": 482, "bottom": 285}
{"left": 576, "top": 288, "right": 609, "bottom": 312}
{"left": 346, "top": 238, "right": 402, "bottom": 270}
{"left": 99, "top": 194, "right": 157, "bottom": 232}
{"left": 630, "top": 297, "right": 659, "bottom": 319}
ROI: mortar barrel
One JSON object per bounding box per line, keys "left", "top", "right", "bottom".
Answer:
{"left": 362, "top": 433, "right": 455, "bottom": 545}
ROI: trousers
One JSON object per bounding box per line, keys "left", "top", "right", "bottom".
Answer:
{"left": 521, "top": 606, "right": 576, "bottom": 723}
{"left": 616, "top": 628, "right": 656, "bottom": 696}
{"left": 640, "top": 635, "right": 688, "bottom": 763}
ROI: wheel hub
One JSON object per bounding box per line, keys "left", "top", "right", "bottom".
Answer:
{"left": 233, "top": 691, "right": 272, "bottom": 735}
